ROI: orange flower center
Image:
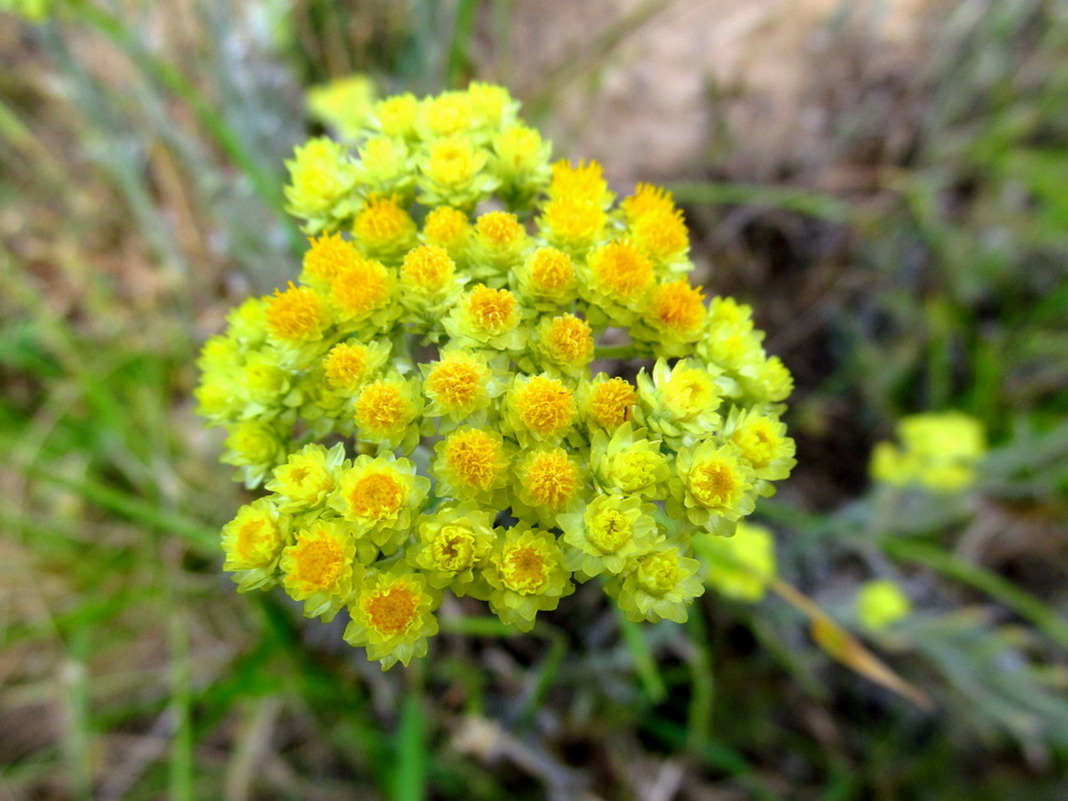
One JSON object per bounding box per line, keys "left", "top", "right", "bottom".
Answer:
{"left": 292, "top": 537, "right": 345, "bottom": 590}
{"left": 331, "top": 258, "right": 390, "bottom": 317}
{"left": 528, "top": 247, "right": 574, "bottom": 293}
{"left": 355, "top": 382, "right": 409, "bottom": 433}
{"left": 523, "top": 449, "right": 579, "bottom": 509}
{"left": 363, "top": 585, "right": 419, "bottom": 635}
{"left": 349, "top": 472, "right": 404, "bottom": 520}
{"left": 590, "top": 240, "right": 653, "bottom": 301}
{"left": 402, "top": 245, "right": 455, "bottom": 293}
{"left": 546, "top": 314, "right": 593, "bottom": 365}
{"left": 324, "top": 343, "right": 370, "bottom": 389}
{"left": 589, "top": 378, "right": 637, "bottom": 429}
{"left": 690, "top": 460, "right": 736, "bottom": 509}
{"left": 427, "top": 358, "right": 483, "bottom": 410}
{"left": 444, "top": 430, "right": 503, "bottom": 490}
{"left": 265, "top": 283, "right": 327, "bottom": 342}
{"left": 652, "top": 280, "right": 705, "bottom": 332}
{"left": 515, "top": 376, "right": 575, "bottom": 437}
{"left": 467, "top": 285, "right": 518, "bottom": 333}
{"left": 303, "top": 233, "right": 360, "bottom": 283}
{"left": 501, "top": 545, "right": 548, "bottom": 594}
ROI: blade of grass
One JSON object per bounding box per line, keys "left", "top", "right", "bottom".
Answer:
{"left": 881, "top": 538, "right": 1068, "bottom": 651}
{"left": 669, "top": 180, "right": 851, "bottom": 222}
{"left": 614, "top": 608, "right": 666, "bottom": 704}
{"left": 684, "top": 612, "right": 714, "bottom": 755}
{"left": 60, "top": 628, "right": 92, "bottom": 801}
{"left": 63, "top": 0, "right": 299, "bottom": 251}
{"left": 168, "top": 603, "right": 193, "bottom": 801}
{"left": 395, "top": 682, "right": 427, "bottom": 801}
{"left": 21, "top": 465, "right": 217, "bottom": 553}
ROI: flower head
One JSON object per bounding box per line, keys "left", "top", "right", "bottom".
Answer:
{"left": 503, "top": 374, "right": 577, "bottom": 446}
{"left": 200, "top": 81, "right": 796, "bottom": 666}
{"left": 408, "top": 502, "right": 495, "bottom": 597}
{"left": 483, "top": 523, "right": 574, "bottom": 631}
{"left": 265, "top": 443, "right": 347, "bottom": 512}
{"left": 221, "top": 498, "right": 289, "bottom": 591}
{"left": 280, "top": 518, "right": 361, "bottom": 620}
{"left": 558, "top": 493, "right": 662, "bottom": 579}
{"left": 432, "top": 427, "right": 512, "bottom": 503}
{"left": 670, "top": 440, "right": 757, "bottom": 535}
{"left": 607, "top": 545, "right": 703, "bottom": 624}
{"left": 330, "top": 454, "right": 428, "bottom": 551}
{"left": 345, "top": 566, "right": 440, "bottom": 669}
{"left": 512, "top": 446, "right": 586, "bottom": 526}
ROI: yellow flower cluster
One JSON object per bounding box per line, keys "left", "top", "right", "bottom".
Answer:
{"left": 870, "top": 411, "right": 986, "bottom": 493}
{"left": 197, "top": 82, "right": 796, "bottom": 668}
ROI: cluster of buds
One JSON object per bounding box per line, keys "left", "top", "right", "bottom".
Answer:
{"left": 196, "top": 82, "right": 795, "bottom": 668}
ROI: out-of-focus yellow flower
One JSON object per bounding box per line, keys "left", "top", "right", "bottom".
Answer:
{"left": 692, "top": 521, "right": 776, "bottom": 602}
{"left": 856, "top": 579, "right": 912, "bottom": 630}
{"left": 307, "top": 74, "right": 377, "bottom": 141}
{"left": 285, "top": 137, "right": 360, "bottom": 233}
{"left": 871, "top": 411, "right": 986, "bottom": 492}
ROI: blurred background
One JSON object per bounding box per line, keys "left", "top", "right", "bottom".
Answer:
{"left": 2, "top": 0, "right": 1067, "bottom": 798}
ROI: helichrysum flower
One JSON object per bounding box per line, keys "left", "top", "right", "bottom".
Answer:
{"left": 353, "top": 195, "right": 418, "bottom": 264}
{"left": 353, "top": 372, "right": 424, "bottom": 453}
{"left": 558, "top": 493, "right": 662, "bottom": 579}
{"left": 635, "top": 358, "right": 723, "bottom": 445}
{"left": 484, "top": 523, "right": 574, "bottom": 632}
{"left": 692, "top": 521, "right": 777, "bottom": 602}
{"left": 443, "top": 284, "right": 526, "bottom": 351}
{"left": 408, "top": 502, "right": 496, "bottom": 597}
{"left": 421, "top": 347, "right": 506, "bottom": 427}
{"left": 512, "top": 446, "right": 587, "bottom": 527}
{"left": 198, "top": 81, "right": 796, "bottom": 668}
{"left": 432, "top": 427, "right": 513, "bottom": 504}
{"left": 671, "top": 440, "right": 757, "bottom": 535}
{"left": 330, "top": 453, "right": 429, "bottom": 553}
{"left": 607, "top": 545, "right": 704, "bottom": 624}
{"left": 265, "top": 443, "right": 347, "bottom": 512}
{"left": 590, "top": 423, "right": 671, "bottom": 499}
{"left": 221, "top": 498, "right": 289, "bottom": 592}
{"left": 345, "top": 566, "right": 441, "bottom": 668}
{"left": 280, "top": 518, "right": 361, "bottom": 620}
{"left": 502, "top": 374, "right": 578, "bottom": 447}
{"left": 512, "top": 246, "right": 578, "bottom": 310}
{"left": 870, "top": 411, "right": 986, "bottom": 493}
{"left": 578, "top": 374, "right": 639, "bottom": 433}
{"left": 856, "top": 579, "right": 912, "bottom": 630}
